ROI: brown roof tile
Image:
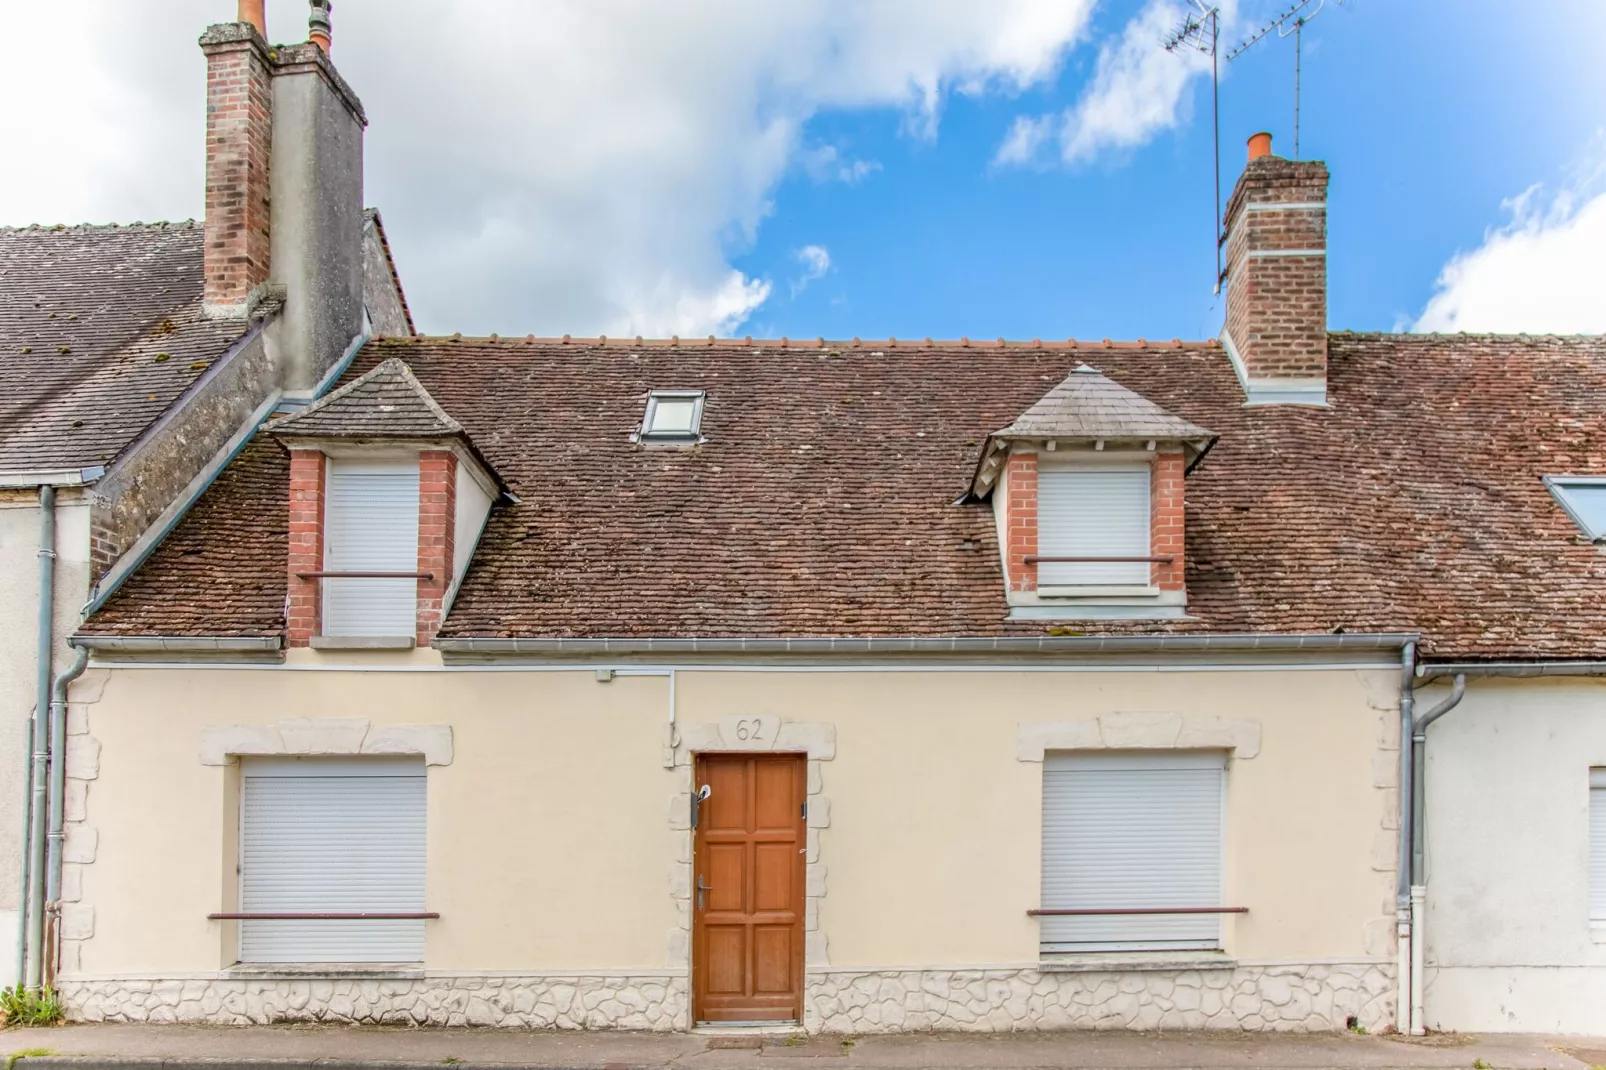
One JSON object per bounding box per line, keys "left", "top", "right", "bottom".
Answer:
{"left": 84, "top": 331, "right": 1606, "bottom": 660}
{"left": 0, "top": 222, "right": 250, "bottom": 472}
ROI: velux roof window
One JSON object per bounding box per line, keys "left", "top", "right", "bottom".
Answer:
{"left": 639, "top": 390, "right": 705, "bottom": 444}
{"left": 1546, "top": 476, "right": 1606, "bottom": 541}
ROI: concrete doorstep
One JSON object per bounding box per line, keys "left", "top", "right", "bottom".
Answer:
{"left": 0, "top": 1026, "right": 1603, "bottom": 1070}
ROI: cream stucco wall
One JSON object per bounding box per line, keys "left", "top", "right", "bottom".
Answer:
{"left": 1421, "top": 677, "right": 1606, "bottom": 1034}
{"left": 65, "top": 658, "right": 1400, "bottom": 987}
{"left": 0, "top": 493, "right": 92, "bottom": 987}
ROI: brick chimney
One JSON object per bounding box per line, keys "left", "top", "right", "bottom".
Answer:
{"left": 1221, "top": 133, "right": 1330, "bottom": 406}
{"left": 198, "top": 1, "right": 369, "bottom": 395}
{"left": 200, "top": 6, "right": 273, "bottom": 313}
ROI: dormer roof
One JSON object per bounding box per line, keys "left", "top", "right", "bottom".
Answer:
{"left": 972, "top": 364, "right": 1217, "bottom": 497}
{"left": 267, "top": 356, "right": 509, "bottom": 496}
{"left": 996, "top": 363, "right": 1215, "bottom": 444}
{"left": 270, "top": 357, "right": 463, "bottom": 439}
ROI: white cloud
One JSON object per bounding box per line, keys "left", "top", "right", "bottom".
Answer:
{"left": 801, "top": 145, "right": 883, "bottom": 185}
{"left": 0, "top": 0, "right": 1094, "bottom": 336}
{"left": 993, "top": 114, "right": 1057, "bottom": 168}
{"left": 1412, "top": 177, "right": 1606, "bottom": 334}
{"left": 790, "top": 244, "right": 832, "bottom": 296}
{"left": 995, "top": 0, "right": 1232, "bottom": 168}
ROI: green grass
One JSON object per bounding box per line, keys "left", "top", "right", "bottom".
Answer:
{"left": 5, "top": 1050, "right": 56, "bottom": 1070}
{"left": 0, "top": 986, "right": 62, "bottom": 1029}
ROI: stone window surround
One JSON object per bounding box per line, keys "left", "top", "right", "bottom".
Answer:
{"left": 1016, "top": 712, "right": 1262, "bottom": 762}
{"left": 1016, "top": 711, "right": 1261, "bottom": 963}
{"left": 197, "top": 717, "right": 455, "bottom": 767}
{"left": 668, "top": 717, "right": 835, "bottom": 976}
{"left": 194, "top": 718, "right": 453, "bottom": 970}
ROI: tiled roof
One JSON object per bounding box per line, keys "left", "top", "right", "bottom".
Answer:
{"left": 997, "top": 362, "right": 1215, "bottom": 443}
{"left": 84, "top": 331, "right": 1606, "bottom": 660}
{"left": 0, "top": 222, "right": 250, "bottom": 472}
{"left": 270, "top": 357, "right": 463, "bottom": 438}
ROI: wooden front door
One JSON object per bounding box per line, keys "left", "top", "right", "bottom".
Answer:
{"left": 692, "top": 753, "right": 806, "bottom": 1024}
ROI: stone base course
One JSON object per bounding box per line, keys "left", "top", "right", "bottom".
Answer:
{"left": 61, "top": 962, "right": 1390, "bottom": 1033}
{"left": 60, "top": 974, "right": 687, "bottom": 1030}
{"left": 803, "top": 963, "right": 1394, "bottom": 1033}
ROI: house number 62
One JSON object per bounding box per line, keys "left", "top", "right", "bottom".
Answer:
{"left": 721, "top": 715, "right": 777, "bottom": 747}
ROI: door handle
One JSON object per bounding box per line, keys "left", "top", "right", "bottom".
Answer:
{"left": 697, "top": 874, "right": 712, "bottom": 912}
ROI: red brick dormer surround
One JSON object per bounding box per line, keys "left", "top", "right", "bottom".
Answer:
{"left": 416, "top": 450, "right": 457, "bottom": 646}
{"left": 1005, "top": 452, "right": 1037, "bottom": 592}
{"left": 286, "top": 449, "right": 325, "bottom": 646}
{"left": 1004, "top": 449, "right": 1188, "bottom": 594}
{"left": 284, "top": 449, "right": 460, "bottom": 648}
{"left": 1151, "top": 451, "right": 1185, "bottom": 592}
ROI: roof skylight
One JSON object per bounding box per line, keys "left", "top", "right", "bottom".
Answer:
{"left": 639, "top": 390, "right": 705, "bottom": 444}
{"left": 1545, "top": 476, "right": 1606, "bottom": 541}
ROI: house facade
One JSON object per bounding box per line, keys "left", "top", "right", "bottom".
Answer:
{"left": 11, "top": 1, "right": 1606, "bottom": 1039}
{"left": 0, "top": 0, "right": 409, "bottom": 991}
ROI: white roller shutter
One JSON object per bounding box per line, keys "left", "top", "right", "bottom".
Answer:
{"left": 1037, "top": 464, "right": 1150, "bottom": 586}
{"left": 1590, "top": 770, "right": 1606, "bottom": 921}
{"left": 1041, "top": 752, "right": 1224, "bottom": 952}
{"left": 322, "top": 460, "right": 419, "bottom": 637}
{"left": 239, "top": 758, "right": 427, "bottom": 963}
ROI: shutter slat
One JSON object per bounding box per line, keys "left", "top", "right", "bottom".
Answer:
{"left": 322, "top": 462, "right": 419, "bottom": 637}
{"left": 1037, "top": 466, "right": 1150, "bottom": 586}
{"left": 240, "top": 769, "right": 426, "bottom": 963}
{"left": 1041, "top": 753, "right": 1223, "bottom": 952}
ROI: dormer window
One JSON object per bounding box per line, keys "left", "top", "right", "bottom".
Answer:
{"left": 639, "top": 390, "right": 705, "bottom": 444}
{"left": 1037, "top": 462, "right": 1151, "bottom": 588}
{"left": 270, "top": 358, "right": 509, "bottom": 651}
{"left": 321, "top": 460, "right": 421, "bottom": 639}
{"left": 970, "top": 364, "right": 1216, "bottom": 621}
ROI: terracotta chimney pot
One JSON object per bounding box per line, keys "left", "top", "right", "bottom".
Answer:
{"left": 237, "top": 0, "right": 266, "bottom": 36}
{"left": 1247, "top": 131, "right": 1274, "bottom": 161}
{"left": 309, "top": 0, "right": 333, "bottom": 53}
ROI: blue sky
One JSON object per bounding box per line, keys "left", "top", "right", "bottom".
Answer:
{"left": 738, "top": 0, "right": 1606, "bottom": 341}
{"left": 2, "top": 1, "right": 1602, "bottom": 339}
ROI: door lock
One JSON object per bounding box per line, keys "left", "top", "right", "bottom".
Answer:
{"left": 697, "top": 873, "right": 712, "bottom": 912}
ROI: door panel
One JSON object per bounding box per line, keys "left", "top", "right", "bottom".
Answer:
{"left": 692, "top": 753, "right": 806, "bottom": 1023}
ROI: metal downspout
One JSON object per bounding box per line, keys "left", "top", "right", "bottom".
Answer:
{"left": 20, "top": 487, "right": 55, "bottom": 989}
{"left": 1395, "top": 640, "right": 1416, "bottom": 1034}
{"left": 43, "top": 645, "right": 88, "bottom": 987}
{"left": 1408, "top": 673, "right": 1466, "bottom": 1036}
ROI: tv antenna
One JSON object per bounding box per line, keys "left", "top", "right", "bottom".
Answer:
{"left": 1226, "top": 0, "right": 1349, "bottom": 159}
{"left": 1163, "top": 1, "right": 1224, "bottom": 293}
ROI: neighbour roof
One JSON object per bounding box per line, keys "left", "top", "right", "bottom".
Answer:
{"left": 270, "top": 357, "right": 463, "bottom": 438}
{"left": 362, "top": 209, "right": 415, "bottom": 336}
{"left": 995, "top": 363, "right": 1215, "bottom": 443}
{"left": 0, "top": 222, "right": 251, "bottom": 473}
{"left": 84, "top": 331, "right": 1606, "bottom": 660}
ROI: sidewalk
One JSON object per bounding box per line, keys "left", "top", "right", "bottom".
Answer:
{"left": 0, "top": 1025, "right": 1602, "bottom": 1070}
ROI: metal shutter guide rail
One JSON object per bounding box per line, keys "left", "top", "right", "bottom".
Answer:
{"left": 210, "top": 912, "right": 439, "bottom": 920}
{"left": 296, "top": 570, "right": 434, "bottom": 580}
{"left": 1024, "top": 556, "right": 1175, "bottom": 565}
{"left": 1028, "top": 906, "right": 1247, "bottom": 916}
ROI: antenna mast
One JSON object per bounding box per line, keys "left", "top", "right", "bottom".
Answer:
{"left": 1226, "top": 0, "right": 1347, "bottom": 159}
{"left": 1163, "top": 1, "right": 1223, "bottom": 293}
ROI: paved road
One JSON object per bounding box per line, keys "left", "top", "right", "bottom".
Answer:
{"left": 0, "top": 1025, "right": 1603, "bottom": 1070}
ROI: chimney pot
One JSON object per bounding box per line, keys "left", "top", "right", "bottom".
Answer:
{"left": 1247, "top": 131, "right": 1273, "bottom": 161}
{"left": 237, "top": 0, "right": 266, "bottom": 36}
{"left": 309, "top": 0, "right": 332, "bottom": 53}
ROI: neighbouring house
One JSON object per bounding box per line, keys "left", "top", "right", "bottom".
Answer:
{"left": 0, "top": 0, "right": 409, "bottom": 990}
{"left": 25, "top": 6, "right": 1606, "bottom": 1041}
